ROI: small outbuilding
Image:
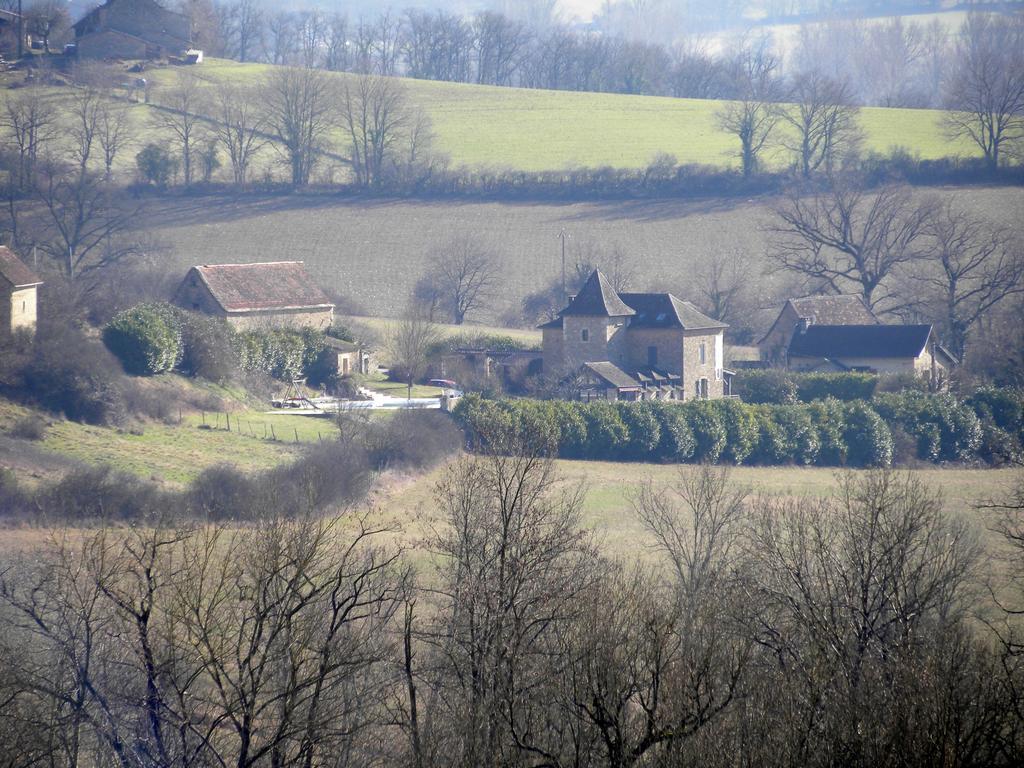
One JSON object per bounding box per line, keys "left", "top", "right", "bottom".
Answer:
{"left": 0, "top": 246, "right": 43, "bottom": 339}
{"left": 174, "top": 261, "right": 335, "bottom": 331}
{"left": 324, "top": 337, "right": 370, "bottom": 377}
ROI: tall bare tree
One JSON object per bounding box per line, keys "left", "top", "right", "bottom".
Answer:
{"left": 387, "top": 304, "right": 442, "bottom": 398}
{"left": 426, "top": 237, "right": 499, "bottom": 325}
{"left": 211, "top": 83, "right": 267, "bottom": 187}
{"left": 96, "top": 98, "right": 134, "bottom": 181}
{"left": 781, "top": 71, "right": 862, "bottom": 179}
{"left": 0, "top": 85, "right": 58, "bottom": 190}
{"left": 944, "top": 13, "right": 1024, "bottom": 171}
{"left": 150, "top": 71, "right": 206, "bottom": 186}
{"left": 917, "top": 200, "right": 1024, "bottom": 361}
{"left": 768, "top": 180, "right": 934, "bottom": 311}
{"left": 340, "top": 73, "right": 413, "bottom": 189}
{"left": 262, "top": 66, "right": 335, "bottom": 187}
{"left": 716, "top": 44, "right": 782, "bottom": 178}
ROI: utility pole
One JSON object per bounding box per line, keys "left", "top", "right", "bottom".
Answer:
{"left": 17, "top": 0, "right": 23, "bottom": 60}
{"left": 557, "top": 229, "right": 570, "bottom": 300}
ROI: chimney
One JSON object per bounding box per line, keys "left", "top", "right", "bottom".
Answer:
{"left": 797, "top": 316, "right": 812, "bottom": 334}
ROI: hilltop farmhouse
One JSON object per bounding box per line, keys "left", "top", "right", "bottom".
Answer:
{"left": 0, "top": 247, "right": 42, "bottom": 339}
{"left": 174, "top": 262, "right": 334, "bottom": 330}
{"left": 760, "top": 294, "right": 956, "bottom": 383}
{"left": 73, "top": 0, "right": 191, "bottom": 59}
{"left": 541, "top": 269, "right": 729, "bottom": 401}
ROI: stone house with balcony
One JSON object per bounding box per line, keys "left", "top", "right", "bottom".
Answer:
{"left": 174, "top": 261, "right": 334, "bottom": 331}
{"left": 541, "top": 270, "right": 729, "bottom": 401}
{"left": 0, "top": 247, "right": 42, "bottom": 340}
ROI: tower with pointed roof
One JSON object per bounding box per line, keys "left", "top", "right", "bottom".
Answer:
{"left": 540, "top": 269, "right": 730, "bottom": 401}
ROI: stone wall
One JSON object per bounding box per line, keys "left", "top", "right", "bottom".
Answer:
{"left": 3, "top": 286, "right": 37, "bottom": 336}
{"left": 682, "top": 330, "right": 725, "bottom": 399}
{"left": 226, "top": 308, "right": 334, "bottom": 332}
{"left": 624, "top": 328, "right": 684, "bottom": 374}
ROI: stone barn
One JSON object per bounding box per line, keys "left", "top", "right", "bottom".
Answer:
{"left": 73, "top": 0, "right": 191, "bottom": 59}
{"left": 175, "top": 262, "right": 335, "bottom": 331}
{"left": 0, "top": 247, "right": 42, "bottom": 339}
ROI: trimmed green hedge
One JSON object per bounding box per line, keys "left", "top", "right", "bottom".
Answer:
{"left": 105, "top": 303, "right": 332, "bottom": 383}
{"left": 103, "top": 303, "right": 183, "bottom": 375}
{"left": 735, "top": 370, "right": 878, "bottom": 404}
{"left": 454, "top": 395, "right": 897, "bottom": 468}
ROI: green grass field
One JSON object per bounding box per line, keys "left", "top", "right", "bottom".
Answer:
{"left": 142, "top": 58, "right": 976, "bottom": 173}
{"left": 369, "top": 458, "right": 1018, "bottom": 562}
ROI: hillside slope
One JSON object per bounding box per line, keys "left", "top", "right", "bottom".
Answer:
{"left": 136, "top": 59, "right": 978, "bottom": 174}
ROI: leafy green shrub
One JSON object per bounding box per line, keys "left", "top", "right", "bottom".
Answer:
{"left": 235, "top": 328, "right": 314, "bottom": 381}
{"left": 177, "top": 312, "right": 238, "bottom": 382}
{"left": 968, "top": 388, "right": 1024, "bottom": 435}
{"left": 843, "top": 402, "right": 893, "bottom": 467}
{"left": 874, "top": 392, "right": 982, "bottom": 462}
{"left": 135, "top": 143, "right": 179, "bottom": 188}
{"left": 581, "top": 401, "right": 629, "bottom": 459}
{"left": 103, "top": 303, "right": 183, "bottom": 375}
{"left": 554, "top": 402, "right": 589, "bottom": 458}
{"left": 616, "top": 402, "right": 661, "bottom": 459}
{"left": 686, "top": 401, "right": 728, "bottom": 463}
{"left": 796, "top": 372, "right": 877, "bottom": 402}
{"left": 808, "top": 398, "right": 847, "bottom": 466}
{"left": 651, "top": 403, "right": 696, "bottom": 462}
{"left": 716, "top": 399, "right": 759, "bottom": 463}
{"left": 734, "top": 370, "right": 798, "bottom": 404}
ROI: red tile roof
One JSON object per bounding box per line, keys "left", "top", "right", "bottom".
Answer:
{"left": 190, "top": 262, "right": 333, "bottom": 313}
{"left": 0, "top": 247, "right": 43, "bottom": 288}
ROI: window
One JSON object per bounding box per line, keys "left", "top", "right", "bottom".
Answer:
{"left": 581, "top": 328, "right": 589, "bottom": 342}
{"left": 647, "top": 346, "right": 658, "bottom": 366}
{"left": 699, "top": 342, "right": 707, "bottom": 364}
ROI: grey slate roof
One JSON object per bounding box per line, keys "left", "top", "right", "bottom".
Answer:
{"left": 620, "top": 293, "right": 727, "bottom": 330}
{"left": 560, "top": 270, "right": 636, "bottom": 317}
{"left": 788, "top": 324, "right": 933, "bottom": 359}
{"left": 583, "top": 361, "right": 641, "bottom": 389}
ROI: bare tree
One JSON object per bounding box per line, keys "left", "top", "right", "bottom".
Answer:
{"left": 211, "top": 83, "right": 267, "bottom": 187}
{"left": 339, "top": 73, "right": 413, "bottom": 189}
{"left": 387, "top": 304, "right": 442, "bottom": 398}
{"left": 297, "top": 9, "right": 326, "bottom": 69}
{"left": 220, "top": 0, "right": 263, "bottom": 62}
{"left": 323, "top": 12, "right": 349, "bottom": 72}
{"left": 68, "top": 86, "right": 104, "bottom": 181}
{"left": 916, "top": 200, "right": 1024, "bottom": 361}
{"left": 24, "top": 0, "right": 70, "bottom": 54}
{"left": 427, "top": 237, "right": 499, "bottom": 325}
{"left": 780, "top": 70, "right": 862, "bottom": 179}
{"left": 150, "top": 71, "right": 206, "bottom": 186}
{"left": 96, "top": 98, "right": 134, "bottom": 181}
{"left": 0, "top": 85, "right": 58, "bottom": 190}
{"left": 768, "top": 180, "right": 934, "bottom": 311}
{"left": 265, "top": 10, "right": 297, "bottom": 65}
{"left": 33, "top": 160, "right": 140, "bottom": 280}
{"left": 262, "top": 66, "right": 335, "bottom": 187}
{"left": 473, "top": 11, "right": 532, "bottom": 86}
{"left": 716, "top": 44, "right": 782, "bottom": 178}
{"left": 944, "top": 13, "right": 1024, "bottom": 171}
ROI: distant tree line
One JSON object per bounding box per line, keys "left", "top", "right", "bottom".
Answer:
{"left": 2, "top": 430, "right": 1024, "bottom": 767}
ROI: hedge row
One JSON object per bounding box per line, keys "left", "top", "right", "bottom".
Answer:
{"left": 103, "top": 303, "right": 331, "bottom": 383}
{"left": 453, "top": 390, "right": 1024, "bottom": 467}
{"left": 733, "top": 370, "right": 880, "bottom": 404}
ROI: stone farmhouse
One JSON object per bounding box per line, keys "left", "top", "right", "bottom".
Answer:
{"left": 541, "top": 270, "right": 729, "bottom": 401}
{"left": 73, "top": 0, "right": 191, "bottom": 60}
{"left": 759, "top": 294, "right": 880, "bottom": 366}
{"left": 174, "top": 262, "right": 334, "bottom": 331}
{"left": 0, "top": 247, "right": 42, "bottom": 339}
{"left": 787, "top": 324, "right": 957, "bottom": 379}
{"left": 759, "top": 294, "right": 956, "bottom": 383}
